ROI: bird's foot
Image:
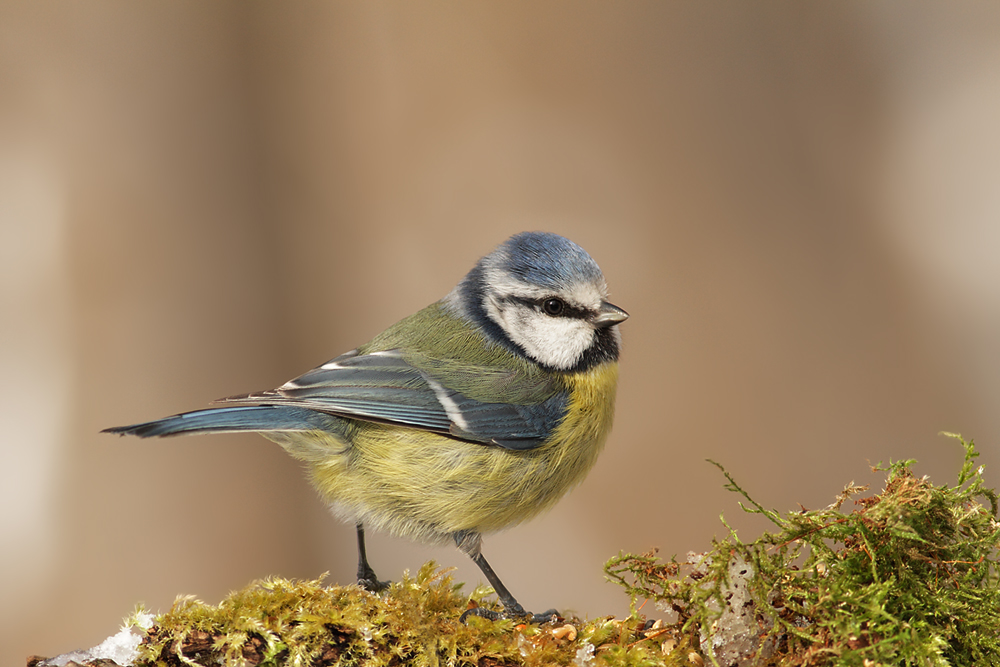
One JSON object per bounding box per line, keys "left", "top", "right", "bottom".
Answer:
{"left": 459, "top": 605, "right": 560, "bottom": 625}
{"left": 357, "top": 567, "right": 391, "bottom": 593}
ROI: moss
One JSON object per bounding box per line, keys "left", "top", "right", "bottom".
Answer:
{"left": 131, "top": 562, "right": 691, "bottom": 667}
{"left": 606, "top": 433, "right": 1000, "bottom": 666}
{"left": 68, "top": 434, "right": 996, "bottom": 667}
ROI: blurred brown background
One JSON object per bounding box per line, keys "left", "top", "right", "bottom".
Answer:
{"left": 3, "top": 2, "right": 1000, "bottom": 663}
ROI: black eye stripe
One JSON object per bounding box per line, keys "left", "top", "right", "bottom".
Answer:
{"left": 506, "top": 296, "right": 590, "bottom": 319}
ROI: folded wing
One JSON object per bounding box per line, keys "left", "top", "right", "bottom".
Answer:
{"left": 218, "top": 349, "right": 567, "bottom": 450}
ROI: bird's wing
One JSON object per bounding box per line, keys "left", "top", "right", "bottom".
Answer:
{"left": 218, "top": 349, "right": 567, "bottom": 450}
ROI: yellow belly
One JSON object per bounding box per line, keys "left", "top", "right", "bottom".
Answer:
{"left": 268, "top": 362, "right": 619, "bottom": 545}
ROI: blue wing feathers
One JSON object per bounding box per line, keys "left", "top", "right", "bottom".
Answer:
{"left": 443, "top": 387, "right": 567, "bottom": 445}
{"left": 118, "top": 349, "right": 569, "bottom": 450}
{"left": 103, "top": 406, "right": 345, "bottom": 439}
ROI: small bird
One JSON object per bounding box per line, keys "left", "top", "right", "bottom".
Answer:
{"left": 105, "top": 231, "right": 627, "bottom": 622}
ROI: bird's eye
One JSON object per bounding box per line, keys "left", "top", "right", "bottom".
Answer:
{"left": 542, "top": 298, "right": 565, "bottom": 316}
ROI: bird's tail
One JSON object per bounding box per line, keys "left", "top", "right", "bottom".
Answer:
{"left": 103, "top": 405, "right": 341, "bottom": 439}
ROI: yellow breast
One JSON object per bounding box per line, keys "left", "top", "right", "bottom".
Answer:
{"left": 438, "top": 360, "right": 621, "bottom": 534}
{"left": 283, "top": 361, "right": 620, "bottom": 544}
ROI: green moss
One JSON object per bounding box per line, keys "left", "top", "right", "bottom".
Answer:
{"left": 132, "top": 562, "right": 689, "bottom": 667}
{"left": 606, "top": 433, "right": 1000, "bottom": 666}
{"left": 126, "top": 434, "right": 997, "bottom": 667}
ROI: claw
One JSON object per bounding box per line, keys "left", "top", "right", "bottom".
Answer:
{"left": 459, "top": 605, "right": 561, "bottom": 625}
{"left": 358, "top": 574, "right": 391, "bottom": 593}
{"left": 459, "top": 606, "right": 503, "bottom": 623}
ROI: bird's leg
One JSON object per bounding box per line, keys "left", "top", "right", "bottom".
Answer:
{"left": 463, "top": 551, "right": 526, "bottom": 619}
{"left": 457, "top": 542, "right": 559, "bottom": 624}
{"left": 355, "top": 522, "right": 389, "bottom": 592}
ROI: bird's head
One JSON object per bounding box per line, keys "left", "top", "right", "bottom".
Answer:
{"left": 446, "top": 232, "right": 628, "bottom": 372}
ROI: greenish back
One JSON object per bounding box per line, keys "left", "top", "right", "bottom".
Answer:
{"left": 358, "top": 302, "right": 560, "bottom": 405}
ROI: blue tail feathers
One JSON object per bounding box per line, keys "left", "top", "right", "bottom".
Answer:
{"left": 103, "top": 405, "right": 343, "bottom": 438}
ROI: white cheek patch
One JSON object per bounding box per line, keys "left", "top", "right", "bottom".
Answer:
{"left": 475, "top": 249, "right": 610, "bottom": 369}
{"left": 522, "top": 317, "right": 595, "bottom": 370}
{"left": 488, "top": 299, "right": 595, "bottom": 370}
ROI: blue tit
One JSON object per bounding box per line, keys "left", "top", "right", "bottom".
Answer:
{"left": 105, "top": 231, "right": 628, "bottom": 622}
